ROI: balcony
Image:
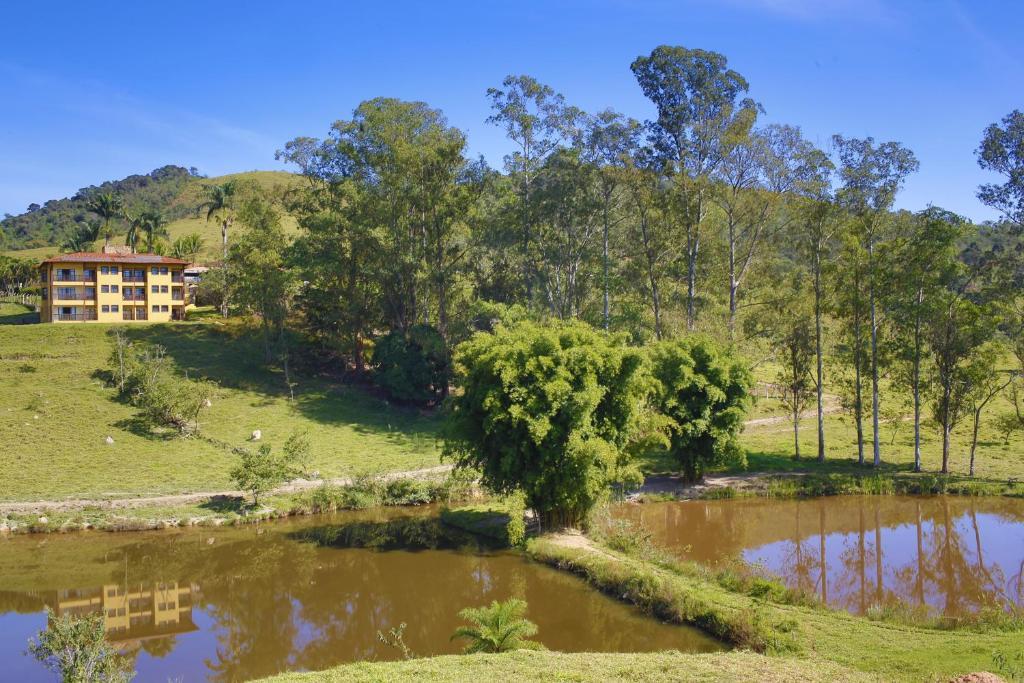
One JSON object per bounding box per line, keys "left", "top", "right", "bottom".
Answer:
{"left": 171, "top": 274, "right": 184, "bottom": 283}
{"left": 122, "top": 275, "right": 146, "bottom": 283}
{"left": 56, "top": 290, "right": 96, "bottom": 301}
{"left": 122, "top": 294, "right": 145, "bottom": 302}
{"left": 54, "top": 311, "right": 97, "bottom": 321}
{"left": 55, "top": 272, "right": 97, "bottom": 282}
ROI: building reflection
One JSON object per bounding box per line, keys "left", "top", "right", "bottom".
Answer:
{"left": 52, "top": 582, "right": 197, "bottom": 648}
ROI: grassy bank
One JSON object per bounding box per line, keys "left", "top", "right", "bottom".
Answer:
{"left": 0, "top": 319, "right": 441, "bottom": 502}
{"left": 0, "top": 471, "right": 477, "bottom": 534}
{"left": 527, "top": 535, "right": 1024, "bottom": 682}
{"left": 256, "top": 650, "right": 874, "bottom": 682}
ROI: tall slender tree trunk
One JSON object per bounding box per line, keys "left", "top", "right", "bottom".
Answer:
{"left": 854, "top": 267, "right": 865, "bottom": 466}
{"left": 868, "top": 238, "right": 881, "bottom": 467}
{"left": 638, "top": 209, "right": 662, "bottom": 340}
{"left": 792, "top": 399, "right": 801, "bottom": 461}
{"left": 686, "top": 227, "right": 698, "bottom": 331}
{"left": 602, "top": 202, "right": 610, "bottom": 331}
{"left": 728, "top": 218, "right": 738, "bottom": 341}
{"left": 912, "top": 289, "right": 923, "bottom": 472}
{"left": 814, "top": 247, "right": 826, "bottom": 462}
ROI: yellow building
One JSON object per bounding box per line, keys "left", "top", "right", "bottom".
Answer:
{"left": 39, "top": 250, "right": 190, "bottom": 323}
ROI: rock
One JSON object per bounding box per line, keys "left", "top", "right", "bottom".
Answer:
{"left": 250, "top": 429, "right": 262, "bottom": 441}
{"left": 37, "top": 516, "right": 48, "bottom": 525}
{"left": 105, "top": 436, "right": 115, "bottom": 445}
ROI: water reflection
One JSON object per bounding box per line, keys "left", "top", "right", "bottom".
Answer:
{"left": 618, "top": 495, "right": 1024, "bottom": 616}
{"left": 0, "top": 509, "right": 721, "bottom": 682}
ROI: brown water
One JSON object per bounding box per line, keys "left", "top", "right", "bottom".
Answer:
{"left": 616, "top": 495, "right": 1024, "bottom": 617}
{"left": 0, "top": 508, "right": 721, "bottom": 682}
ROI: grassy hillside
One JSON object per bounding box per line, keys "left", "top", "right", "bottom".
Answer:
{"left": 0, "top": 318, "right": 440, "bottom": 502}
{"left": 2, "top": 170, "right": 302, "bottom": 263}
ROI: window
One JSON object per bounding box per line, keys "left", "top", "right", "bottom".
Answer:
{"left": 151, "top": 267, "right": 159, "bottom": 275}
{"left": 101, "top": 284, "right": 109, "bottom": 293}
{"left": 83, "top": 287, "right": 96, "bottom": 298}
{"left": 161, "top": 305, "right": 169, "bottom": 312}
{"left": 101, "top": 305, "right": 109, "bottom": 313}
{"left": 111, "top": 285, "right": 119, "bottom": 293}
{"left": 160, "top": 285, "right": 168, "bottom": 293}
{"left": 57, "top": 287, "right": 77, "bottom": 299}
{"left": 151, "top": 284, "right": 159, "bottom": 293}
{"left": 101, "top": 266, "right": 109, "bottom": 275}
{"left": 83, "top": 269, "right": 96, "bottom": 280}
{"left": 152, "top": 304, "right": 159, "bottom": 312}
{"left": 110, "top": 266, "right": 118, "bottom": 274}
{"left": 136, "top": 287, "right": 145, "bottom": 297}
{"left": 111, "top": 305, "right": 119, "bottom": 312}
{"left": 160, "top": 267, "right": 168, "bottom": 275}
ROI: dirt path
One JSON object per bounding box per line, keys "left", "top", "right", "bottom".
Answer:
{"left": 0, "top": 464, "right": 454, "bottom": 515}
{"left": 743, "top": 404, "right": 842, "bottom": 428}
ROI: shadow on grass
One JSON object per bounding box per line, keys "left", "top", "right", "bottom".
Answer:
{"left": 198, "top": 495, "right": 248, "bottom": 514}
{"left": 112, "top": 415, "right": 178, "bottom": 442}
{"left": 0, "top": 311, "right": 39, "bottom": 325}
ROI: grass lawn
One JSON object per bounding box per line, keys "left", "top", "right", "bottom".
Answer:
{"left": 0, "top": 302, "right": 38, "bottom": 324}
{"left": 257, "top": 650, "right": 873, "bottom": 682}
{"left": 0, "top": 318, "right": 441, "bottom": 502}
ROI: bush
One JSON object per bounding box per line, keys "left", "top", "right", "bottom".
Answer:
{"left": 373, "top": 324, "right": 450, "bottom": 405}
{"left": 28, "top": 608, "right": 134, "bottom": 682}
{"left": 648, "top": 338, "right": 752, "bottom": 482}
{"left": 230, "top": 444, "right": 295, "bottom": 507}
{"left": 444, "top": 319, "right": 648, "bottom": 529}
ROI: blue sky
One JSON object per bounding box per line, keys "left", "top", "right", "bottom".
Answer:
{"left": 1, "top": 0, "right": 1021, "bottom": 222}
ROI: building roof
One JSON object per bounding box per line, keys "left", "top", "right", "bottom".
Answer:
{"left": 40, "top": 252, "right": 190, "bottom": 266}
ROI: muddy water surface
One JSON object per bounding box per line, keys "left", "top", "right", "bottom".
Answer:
{"left": 0, "top": 507, "right": 721, "bottom": 682}
{"left": 617, "top": 495, "right": 1024, "bottom": 616}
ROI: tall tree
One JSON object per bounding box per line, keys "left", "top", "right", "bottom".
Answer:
{"left": 139, "top": 209, "right": 168, "bottom": 252}
{"left": 833, "top": 135, "right": 919, "bottom": 467}
{"left": 486, "top": 75, "right": 580, "bottom": 304}
{"left": 977, "top": 110, "right": 1024, "bottom": 231}
{"left": 790, "top": 141, "right": 835, "bottom": 462}
{"left": 198, "top": 181, "right": 239, "bottom": 317}
{"left": 631, "top": 45, "right": 759, "bottom": 330}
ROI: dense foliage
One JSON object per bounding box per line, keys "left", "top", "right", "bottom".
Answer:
{"left": 648, "top": 338, "right": 752, "bottom": 481}
{"left": 28, "top": 608, "right": 134, "bottom": 683}
{"left": 443, "top": 320, "right": 648, "bottom": 528}
{"left": 373, "top": 324, "right": 451, "bottom": 405}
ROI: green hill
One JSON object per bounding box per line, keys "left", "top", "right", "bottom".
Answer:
{"left": 2, "top": 169, "right": 302, "bottom": 262}
{"left": 0, "top": 318, "right": 440, "bottom": 502}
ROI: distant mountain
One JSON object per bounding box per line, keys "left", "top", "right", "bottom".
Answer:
{"left": 0, "top": 165, "right": 196, "bottom": 250}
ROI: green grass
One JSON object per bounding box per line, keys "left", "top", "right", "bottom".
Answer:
{"left": 0, "top": 301, "right": 37, "bottom": 324}
{"left": 528, "top": 536, "right": 1024, "bottom": 682}
{"left": 0, "top": 319, "right": 441, "bottom": 502}
{"left": 256, "top": 650, "right": 875, "bottom": 683}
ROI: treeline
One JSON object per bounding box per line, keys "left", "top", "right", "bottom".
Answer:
{"left": 0, "top": 165, "right": 198, "bottom": 249}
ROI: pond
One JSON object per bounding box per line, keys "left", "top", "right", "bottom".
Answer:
{"left": 0, "top": 507, "right": 721, "bottom": 682}
{"left": 616, "top": 495, "right": 1024, "bottom": 617}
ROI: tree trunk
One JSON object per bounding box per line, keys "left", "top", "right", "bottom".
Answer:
{"left": 912, "top": 290, "right": 923, "bottom": 472}
{"left": 853, "top": 266, "right": 865, "bottom": 466}
{"left": 792, "top": 403, "right": 801, "bottom": 460}
{"left": 868, "top": 239, "right": 881, "bottom": 467}
{"left": 814, "top": 248, "right": 825, "bottom": 463}
{"left": 969, "top": 405, "right": 981, "bottom": 477}
{"left": 602, "top": 201, "right": 610, "bottom": 331}
{"left": 728, "top": 219, "right": 737, "bottom": 341}
{"left": 941, "top": 421, "right": 951, "bottom": 474}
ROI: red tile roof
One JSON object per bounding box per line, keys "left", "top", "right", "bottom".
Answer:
{"left": 40, "top": 252, "right": 190, "bottom": 266}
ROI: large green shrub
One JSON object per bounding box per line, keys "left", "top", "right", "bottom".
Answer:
{"left": 443, "top": 319, "right": 647, "bottom": 528}
{"left": 374, "top": 324, "right": 450, "bottom": 405}
{"left": 648, "top": 338, "right": 752, "bottom": 482}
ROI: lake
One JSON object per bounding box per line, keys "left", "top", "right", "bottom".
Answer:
{"left": 0, "top": 507, "right": 721, "bottom": 682}
{"left": 616, "top": 495, "right": 1024, "bottom": 617}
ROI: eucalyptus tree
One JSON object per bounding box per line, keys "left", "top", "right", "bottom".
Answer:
{"left": 881, "top": 207, "right": 964, "bottom": 471}
{"left": 583, "top": 109, "right": 639, "bottom": 329}
{"left": 977, "top": 110, "right": 1024, "bottom": 231}
{"left": 486, "top": 75, "right": 581, "bottom": 304}
{"left": 631, "top": 45, "right": 759, "bottom": 330}
{"left": 621, "top": 144, "right": 673, "bottom": 339}
{"left": 790, "top": 140, "right": 835, "bottom": 462}
{"left": 832, "top": 135, "right": 919, "bottom": 467}
{"left": 87, "top": 192, "right": 124, "bottom": 248}
{"left": 532, "top": 147, "right": 602, "bottom": 320}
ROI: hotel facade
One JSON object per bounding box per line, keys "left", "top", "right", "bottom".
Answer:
{"left": 39, "top": 250, "right": 190, "bottom": 323}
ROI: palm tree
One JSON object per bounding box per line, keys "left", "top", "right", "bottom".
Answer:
{"left": 86, "top": 193, "right": 124, "bottom": 248}
{"left": 60, "top": 220, "right": 102, "bottom": 253}
{"left": 197, "top": 181, "right": 238, "bottom": 261}
{"left": 450, "top": 599, "right": 542, "bottom": 654}
{"left": 124, "top": 212, "right": 142, "bottom": 253}
{"left": 196, "top": 181, "right": 238, "bottom": 317}
{"left": 170, "top": 232, "right": 204, "bottom": 262}
{"left": 139, "top": 209, "right": 169, "bottom": 252}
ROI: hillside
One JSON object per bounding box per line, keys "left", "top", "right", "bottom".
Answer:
{"left": 0, "top": 318, "right": 440, "bottom": 502}
{"left": 1, "top": 169, "right": 302, "bottom": 262}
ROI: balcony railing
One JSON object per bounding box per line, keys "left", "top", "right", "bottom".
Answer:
{"left": 122, "top": 276, "right": 146, "bottom": 283}
{"left": 54, "top": 311, "right": 97, "bottom": 321}
{"left": 171, "top": 274, "right": 184, "bottom": 283}
{"left": 56, "top": 291, "right": 95, "bottom": 301}
{"left": 122, "top": 294, "right": 145, "bottom": 301}
{"left": 55, "top": 272, "right": 97, "bottom": 282}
